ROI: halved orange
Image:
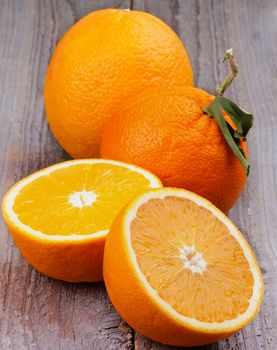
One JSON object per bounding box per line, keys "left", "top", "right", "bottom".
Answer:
{"left": 103, "top": 188, "right": 264, "bottom": 346}
{"left": 2, "top": 159, "right": 162, "bottom": 282}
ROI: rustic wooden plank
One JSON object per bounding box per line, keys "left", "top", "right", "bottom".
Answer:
{"left": 1, "top": 0, "right": 277, "bottom": 349}
{"left": 133, "top": 0, "right": 277, "bottom": 349}
{"left": 0, "top": 1, "right": 133, "bottom": 349}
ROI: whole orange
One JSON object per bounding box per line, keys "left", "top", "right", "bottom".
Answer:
{"left": 101, "top": 86, "right": 248, "bottom": 212}
{"left": 44, "top": 9, "right": 194, "bottom": 158}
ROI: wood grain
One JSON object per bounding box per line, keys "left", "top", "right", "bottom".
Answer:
{"left": 0, "top": 0, "right": 276, "bottom": 349}
{"left": 132, "top": 1, "right": 277, "bottom": 349}
{"left": 0, "top": 1, "right": 133, "bottom": 350}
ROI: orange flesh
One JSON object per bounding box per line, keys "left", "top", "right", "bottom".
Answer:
{"left": 130, "top": 196, "right": 254, "bottom": 323}
{"left": 13, "top": 163, "right": 152, "bottom": 235}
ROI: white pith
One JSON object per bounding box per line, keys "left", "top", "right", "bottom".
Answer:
{"left": 125, "top": 188, "right": 263, "bottom": 332}
{"left": 3, "top": 159, "right": 161, "bottom": 242}
{"left": 179, "top": 245, "right": 207, "bottom": 274}
{"left": 68, "top": 190, "right": 97, "bottom": 208}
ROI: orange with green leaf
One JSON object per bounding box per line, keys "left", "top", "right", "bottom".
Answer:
{"left": 101, "top": 50, "right": 253, "bottom": 212}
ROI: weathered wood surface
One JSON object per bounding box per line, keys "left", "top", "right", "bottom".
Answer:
{"left": 0, "top": 0, "right": 276, "bottom": 349}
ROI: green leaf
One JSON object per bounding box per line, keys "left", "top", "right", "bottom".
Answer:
{"left": 215, "top": 96, "right": 253, "bottom": 139}
{"left": 202, "top": 96, "right": 254, "bottom": 175}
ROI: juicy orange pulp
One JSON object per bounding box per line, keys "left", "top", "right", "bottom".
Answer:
{"left": 131, "top": 195, "right": 254, "bottom": 323}
{"left": 2, "top": 160, "right": 162, "bottom": 282}
{"left": 104, "top": 188, "right": 263, "bottom": 346}
{"left": 13, "top": 162, "right": 155, "bottom": 235}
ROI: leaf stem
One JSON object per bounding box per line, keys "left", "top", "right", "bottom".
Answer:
{"left": 201, "top": 49, "right": 253, "bottom": 175}
{"left": 216, "top": 48, "right": 238, "bottom": 96}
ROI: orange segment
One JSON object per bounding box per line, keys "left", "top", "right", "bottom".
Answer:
{"left": 103, "top": 188, "right": 264, "bottom": 346}
{"left": 2, "top": 159, "right": 162, "bottom": 282}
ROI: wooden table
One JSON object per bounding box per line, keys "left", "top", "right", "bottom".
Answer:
{"left": 0, "top": 1, "right": 276, "bottom": 349}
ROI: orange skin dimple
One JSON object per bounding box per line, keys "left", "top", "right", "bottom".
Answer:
{"left": 101, "top": 86, "right": 247, "bottom": 212}
{"left": 44, "top": 9, "right": 194, "bottom": 158}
